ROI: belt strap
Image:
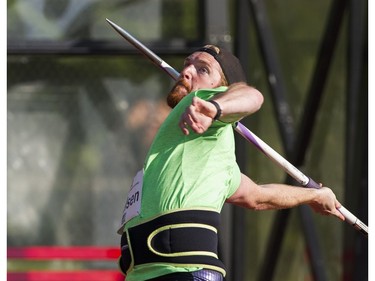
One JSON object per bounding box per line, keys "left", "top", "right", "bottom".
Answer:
{"left": 121, "top": 209, "right": 226, "bottom": 276}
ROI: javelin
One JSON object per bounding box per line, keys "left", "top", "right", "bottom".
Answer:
{"left": 106, "top": 18, "right": 368, "bottom": 237}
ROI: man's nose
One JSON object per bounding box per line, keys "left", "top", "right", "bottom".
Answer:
{"left": 180, "top": 65, "right": 195, "bottom": 80}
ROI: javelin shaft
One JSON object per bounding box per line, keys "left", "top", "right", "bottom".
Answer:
{"left": 106, "top": 19, "right": 179, "bottom": 80}
{"left": 234, "top": 123, "right": 368, "bottom": 237}
{"left": 106, "top": 18, "right": 368, "bottom": 237}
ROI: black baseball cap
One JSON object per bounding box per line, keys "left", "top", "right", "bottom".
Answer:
{"left": 195, "top": 45, "right": 247, "bottom": 85}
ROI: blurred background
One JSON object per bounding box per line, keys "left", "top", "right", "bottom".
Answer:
{"left": 7, "top": 0, "right": 368, "bottom": 280}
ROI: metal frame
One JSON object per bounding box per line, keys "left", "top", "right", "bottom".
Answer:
{"left": 246, "top": 0, "right": 348, "bottom": 280}
{"left": 344, "top": 0, "right": 368, "bottom": 279}
{"left": 233, "top": 0, "right": 368, "bottom": 280}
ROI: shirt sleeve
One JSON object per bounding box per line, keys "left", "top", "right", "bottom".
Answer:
{"left": 226, "top": 163, "right": 241, "bottom": 198}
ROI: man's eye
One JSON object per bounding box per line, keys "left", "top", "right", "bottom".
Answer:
{"left": 198, "top": 67, "right": 209, "bottom": 74}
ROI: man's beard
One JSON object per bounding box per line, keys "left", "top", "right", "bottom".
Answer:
{"left": 166, "top": 79, "right": 192, "bottom": 108}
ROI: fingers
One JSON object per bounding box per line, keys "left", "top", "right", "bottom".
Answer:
{"left": 309, "top": 187, "right": 346, "bottom": 221}
{"left": 335, "top": 209, "right": 346, "bottom": 221}
{"left": 179, "top": 121, "right": 190, "bottom": 135}
{"left": 179, "top": 111, "right": 207, "bottom": 135}
{"left": 335, "top": 201, "right": 346, "bottom": 221}
{"left": 178, "top": 113, "right": 191, "bottom": 135}
{"left": 179, "top": 99, "right": 214, "bottom": 135}
{"left": 309, "top": 203, "right": 345, "bottom": 221}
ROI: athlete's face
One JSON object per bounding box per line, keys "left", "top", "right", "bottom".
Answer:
{"left": 166, "top": 52, "right": 225, "bottom": 108}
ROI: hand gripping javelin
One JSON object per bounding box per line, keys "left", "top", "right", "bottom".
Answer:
{"left": 106, "top": 18, "right": 368, "bottom": 237}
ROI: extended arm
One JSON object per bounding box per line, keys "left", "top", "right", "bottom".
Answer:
{"left": 179, "top": 82, "right": 263, "bottom": 135}
{"left": 226, "top": 173, "right": 345, "bottom": 220}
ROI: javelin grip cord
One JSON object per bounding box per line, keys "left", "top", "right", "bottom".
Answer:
{"left": 106, "top": 18, "right": 368, "bottom": 237}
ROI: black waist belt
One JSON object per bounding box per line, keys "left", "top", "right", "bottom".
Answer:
{"left": 119, "top": 209, "right": 226, "bottom": 276}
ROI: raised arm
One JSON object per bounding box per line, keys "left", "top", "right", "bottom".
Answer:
{"left": 179, "top": 82, "right": 264, "bottom": 135}
{"left": 208, "top": 82, "right": 264, "bottom": 123}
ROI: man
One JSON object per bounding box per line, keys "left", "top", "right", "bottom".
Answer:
{"left": 118, "top": 45, "right": 344, "bottom": 281}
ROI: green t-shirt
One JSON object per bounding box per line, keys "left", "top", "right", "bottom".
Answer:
{"left": 124, "top": 86, "right": 241, "bottom": 280}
